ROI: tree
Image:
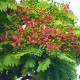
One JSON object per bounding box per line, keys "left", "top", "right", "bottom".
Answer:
{"left": 0, "top": 1, "right": 79, "bottom": 80}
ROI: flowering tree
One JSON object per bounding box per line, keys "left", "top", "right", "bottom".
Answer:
{"left": 0, "top": 1, "right": 79, "bottom": 80}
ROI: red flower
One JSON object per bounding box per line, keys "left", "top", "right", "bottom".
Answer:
{"left": 64, "top": 4, "right": 69, "bottom": 10}
{"left": 27, "top": 37, "right": 32, "bottom": 44}
{"left": 47, "top": 15, "right": 53, "bottom": 21}
{"left": 42, "top": 28, "right": 51, "bottom": 34}
{"left": 26, "top": 15, "right": 30, "bottom": 20}
{"left": 41, "top": 25, "right": 46, "bottom": 30}
{"left": 68, "top": 26, "right": 73, "bottom": 32}
{"left": 44, "top": 38, "right": 49, "bottom": 42}
{"left": 70, "top": 34, "right": 76, "bottom": 44}
{"left": 34, "top": 40, "right": 40, "bottom": 45}
{"left": 58, "top": 34, "right": 65, "bottom": 42}
{"left": 38, "top": 8, "right": 45, "bottom": 14}
{"left": 35, "top": 20, "right": 40, "bottom": 25}
{"left": 56, "top": 29, "right": 61, "bottom": 35}
{"left": 19, "top": 16, "right": 26, "bottom": 23}
{"left": 0, "top": 31, "right": 8, "bottom": 42}
{"left": 59, "top": 44, "right": 66, "bottom": 51}
{"left": 0, "top": 36, "right": 7, "bottom": 42}
{"left": 11, "top": 42, "right": 16, "bottom": 47}
{"left": 18, "top": 26, "right": 25, "bottom": 33}
{"left": 69, "top": 10, "right": 72, "bottom": 12}
{"left": 26, "top": 7, "right": 30, "bottom": 12}
{"left": 26, "top": 20, "right": 35, "bottom": 27}
{"left": 74, "top": 44, "right": 80, "bottom": 51}
{"left": 17, "top": 43, "right": 21, "bottom": 47}
{"left": 64, "top": 4, "right": 72, "bottom": 12}
{"left": 48, "top": 35, "right": 53, "bottom": 39}
{"left": 19, "top": 38, "right": 24, "bottom": 41}
{"left": 44, "top": 18, "right": 49, "bottom": 23}
{"left": 69, "top": 35, "right": 76, "bottom": 44}
{"left": 46, "top": 44, "right": 56, "bottom": 50}
{"left": 12, "top": 34, "right": 18, "bottom": 41}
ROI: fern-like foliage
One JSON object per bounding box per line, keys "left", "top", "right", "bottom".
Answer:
{"left": 0, "top": 0, "right": 17, "bottom": 12}
{"left": 0, "top": 0, "right": 18, "bottom": 31}
{"left": 37, "top": 58, "right": 51, "bottom": 72}
{"left": 24, "top": 58, "right": 36, "bottom": 69}
{"left": 3, "top": 54, "right": 19, "bottom": 67}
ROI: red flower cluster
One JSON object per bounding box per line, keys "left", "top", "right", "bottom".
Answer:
{"left": 11, "top": 34, "right": 24, "bottom": 47}
{"left": 19, "top": 15, "right": 30, "bottom": 23}
{"left": 18, "top": 6, "right": 53, "bottom": 25}
{"left": 11, "top": 6, "right": 80, "bottom": 51}
{"left": 69, "top": 34, "right": 76, "bottom": 44}
{"left": 0, "top": 32, "right": 8, "bottom": 42}
{"left": 43, "top": 15, "right": 53, "bottom": 23}
{"left": 74, "top": 44, "right": 80, "bottom": 51}
{"left": 18, "top": 26, "right": 25, "bottom": 33}
{"left": 1, "top": 6, "right": 80, "bottom": 52}
{"left": 0, "top": 36, "right": 7, "bottom": 42}
{"left": 64, "top": 4, "right": 72, "bottom": 12}
{"left": 26, "top": 26, "right": 58, "bottom": 50}
{"left": 26, "top": 20, "right": 35, "bottom": 27}
{"left": 59, "top": 44, "right": 67, "bottom": 51}
{"left": 67, "top": 26, "right": 73, "bottom": 33}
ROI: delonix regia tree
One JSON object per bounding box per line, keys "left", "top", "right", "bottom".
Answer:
{"left": 0, "top": 0, "right": 80, "bottom": 80}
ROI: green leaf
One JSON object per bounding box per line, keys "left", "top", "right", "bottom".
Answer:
{"left": 58, "top": 54, "right": 75, "bottom": 63}
{"left": 68, "top": 13, "right": 77, "bottom": 20}
{"left": 0, "top": 1, "right": 17, "bottom": 12}
{"left": 74, "top": 30, "right": 80, "bottom": 37}
{"left": 3, "top": 54, "right": 19, "bottom": 67}
{"left": 38, "top": 2, "right": 50, "bottom": 10}
{"left": 24, "top": 58, "right": 36, "bottom": 69}
{"left": 15, "top": 45, "right": 43, "bottom": 59}
{"left": 0, "top": 61, "right": 5, "bottom": 71}
{"left": 37, "top": 58, "right": 51, "bottom": 72}
{"left": 48, "top": 49, "right": 61, "bottom": 57}
{"left": 54, "top": 20, "right": 62, "bottom": 26}
{"left": 15, "top": 51, "right": 29, "bottom": 59}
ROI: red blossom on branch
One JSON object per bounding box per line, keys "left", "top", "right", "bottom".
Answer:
{"left": 47, "top": 15, "right": 54, "bottom": 21}
{"left": 18, "top": 26, "right": 25, "bottom": 33}
{"left": 0, "top": 36, "right": 7, "bottom": 42}
{"left": 26, "top": 20, "right": 35, "bottom": 27}
{"left": 64, "top": 4, "right": 72, "bottom": 12}
{"left": 67, "top": 26, "right": 73, "bottom": 33}
{"left": 69, "top": 34, "right": 76, "bottom": 44}
{"left": 0, "top": 32, "right": 8, "bottom": 42}
{"left": 26, "top": 7, "right": 30, "bottom": 12}
{"left": 12, "top": 34, "right": 18, "bottom": 41}
{"left": 74, "top": 44, "right": 80, "bottom": 51}
{"left": 17, "top": 43, "right": 21, "bottom": 47}
{"left": 46, "top": 44, "right": 56, "bottom": 51}
{"left": 11, "top": 42, "right": 16, "bottom": 47}
{"left": 59, "top": 44, "right": 67, "bottom": 51}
